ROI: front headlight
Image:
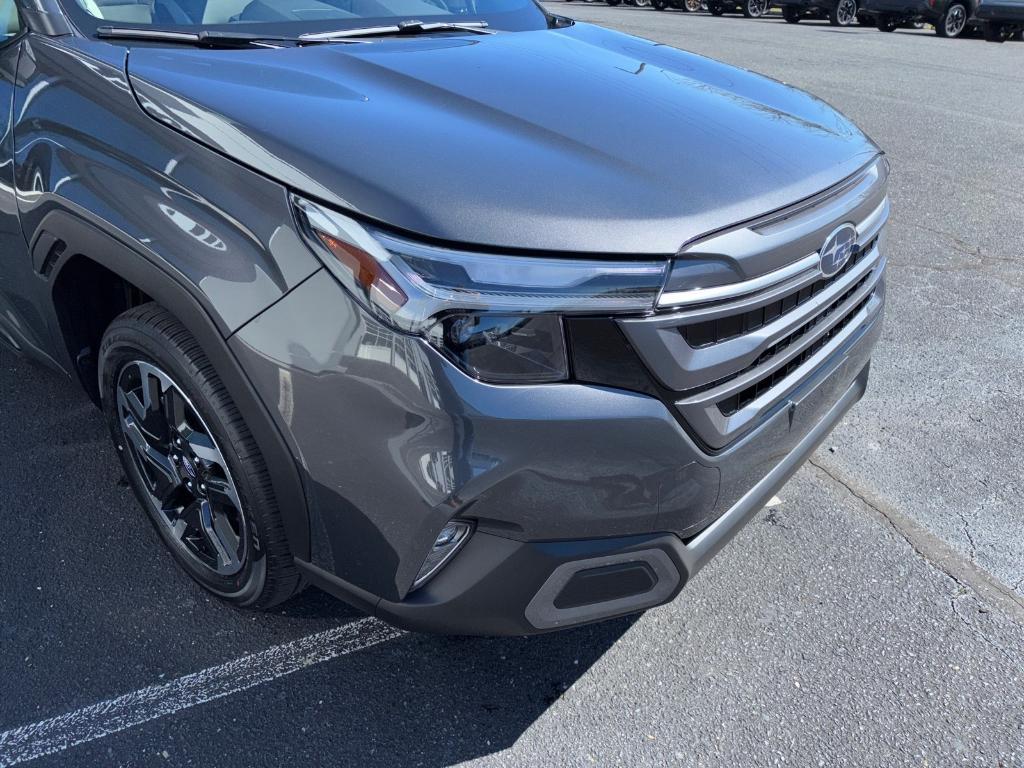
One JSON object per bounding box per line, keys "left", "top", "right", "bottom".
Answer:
{"left": 293, "top": 196, "right": 669, "bottom": 383}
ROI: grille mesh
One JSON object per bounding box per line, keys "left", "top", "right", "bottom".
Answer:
{"left": 681, "top": 234, "right": 878, "bottom": 349}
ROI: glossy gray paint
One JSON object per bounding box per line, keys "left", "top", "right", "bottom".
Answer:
{"left": 230, "top": 268, "right": 882, "bottom": 601}
{"left": 11, "top": 36, "right": 319, "bottom": 341}
{"left": 0, "top": 12, "right": 886, "bottom": 628}
{"left": 126, "top": 22, "right": 879, "bottom": 254}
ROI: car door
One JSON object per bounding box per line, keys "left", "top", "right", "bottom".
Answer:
{"left": 0, "top": 10, "right": 32, "bottom": 355}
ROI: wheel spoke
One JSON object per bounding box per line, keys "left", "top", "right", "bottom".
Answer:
{"left": 121, "top": 413, "right": 179, "bottom": 494}
{"left": 199, "top": 500, "right": 242, "bottom": 574}
{"left": 183, "top": 428, "right": 226, "bottom": 469}
{"left": 205, "top": 476, "right": 242, "bottom": 513}
{"left": 162, "top": 386, "right": 190, "bottom": 435}
{"left": 118, "top": 386, "right": 148, "bottom": 425}
{"left": 167, "top": 514, "right": 189, "bottom": 541}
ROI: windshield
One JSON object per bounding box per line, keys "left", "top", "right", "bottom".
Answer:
{"left": 63, "top": 0, "right": 551, "bottom": 34}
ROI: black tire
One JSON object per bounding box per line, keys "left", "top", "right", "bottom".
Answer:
{"left": 100, "top": 303, "right": 302, "bottom": 609}
{"left": 782, "top": 6, "right": 801, "bottom": 21}
{"left": 830, "top": 0, "right": 858, "bottom": 24}
{"left": 876, "top": 14, "right": 898, "bottom": 29}
{"left": 935, "top": 1, "right": 968, "bottom": 35}
{"left": 708, "top": 2, "right": 725, "bottom": 14}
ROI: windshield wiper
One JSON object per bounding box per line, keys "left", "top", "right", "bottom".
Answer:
{"left": 298, "top": 20, "right": 492, "bottom": 42}
{"left": 95, "top": 26, "right": 305, "bottom": 47}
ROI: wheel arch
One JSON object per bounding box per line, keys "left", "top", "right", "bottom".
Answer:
{"left": 39, "top": 208, "right": 312, "bottom": 562}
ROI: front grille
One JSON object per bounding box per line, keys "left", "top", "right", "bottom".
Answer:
{"left": 681, "top": 234, "right": 878, "bottom": 348}
{"left": 717, "top": 291, "right": 873, "bottom": 416}
{"left": 616, "top": 158, "right": 890, "bottom": 450}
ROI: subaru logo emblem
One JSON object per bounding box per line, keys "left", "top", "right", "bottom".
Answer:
{"left": 819, "top": 223, "right": 857, "bottom": 277}
{"left": 180, "top": 457, "right": 197, "bottom": 480}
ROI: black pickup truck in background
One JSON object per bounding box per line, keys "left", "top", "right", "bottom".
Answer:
{"left": 860, "top": 0, "right": 977, "bottom": 35}
{"left": 975, "top": 0, "right": 1024, "bottom": 38}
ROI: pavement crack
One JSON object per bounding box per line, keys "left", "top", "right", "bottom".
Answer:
{"left": 808, "top": 458, "right": 1024, "bottom": 628}
{"left": 956, "top": 507, "right": 978, "bottom": 561}
{"left": 949, "top": 593, "right": 1021, "bottom": 667}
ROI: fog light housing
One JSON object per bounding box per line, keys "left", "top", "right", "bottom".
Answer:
{"left": 412, "top": 520, "right": 473, "bottom": 590}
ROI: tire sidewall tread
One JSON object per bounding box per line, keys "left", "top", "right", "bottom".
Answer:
{"left": 99, "top": 303, "right": 302, "bottom": 610}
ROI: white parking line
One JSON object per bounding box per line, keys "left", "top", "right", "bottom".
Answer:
{"left": 0, "top": 618, "right": 402, "bottom": 767}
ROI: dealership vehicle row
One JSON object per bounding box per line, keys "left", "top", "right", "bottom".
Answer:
{"left": 567, "top": 0, "right": 1024, "bottom": 40}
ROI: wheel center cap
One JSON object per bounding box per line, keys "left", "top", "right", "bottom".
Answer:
{"left": 180, "top": 455, "right": 198, "bottom": 481}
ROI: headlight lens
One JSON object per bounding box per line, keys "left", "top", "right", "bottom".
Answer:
{"left": 293, "top": 196, "right": 670, "bottom": 383}
{"left": 430, "top": 313, "right": 568, "bottom": 384}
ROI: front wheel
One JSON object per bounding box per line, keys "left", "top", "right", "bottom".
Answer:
{"left": 936, "top": 1, "right": 968, "bottom": 36}
{"left": 830, "top": 0, "right": 858, "bottom": 24}
{"left": 684, "top": 0, "right": 703, "bottom": 9}
{"left": 100, "top": 304, "right": 303, "bottom": 609}
{"left": 782, "top": 5, "right": 801, "bottom": 21}
{"left": 876, "top": 13, "right": 898, "bottom": 29}
{"left": 744, "top": 0, "right": 768, "bottom": 16}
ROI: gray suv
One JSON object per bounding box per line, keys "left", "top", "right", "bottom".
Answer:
{"left": 0, "top": 0, "right": 888, "bottom": 634}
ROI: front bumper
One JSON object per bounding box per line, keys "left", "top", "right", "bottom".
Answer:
{"left": 231, "top": 265, "right": 883, "bottom": 635}
{"left": 300, "top": 359, "right": 871, "bottom": 635}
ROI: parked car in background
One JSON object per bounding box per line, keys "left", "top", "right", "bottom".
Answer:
{"left": 707, "top": 0, "right": 770, "bottom": 16}
{"left": 776, "top": 0, "right": 869, "bottom": 24}
{"left": 975, "top": 0, "right": 1024, "bottom": 38}
{"left": 860, "top": 0, "right": 977, "bottom": 35}
{"left": 653, "top": 0, "right": 705, "bottom": 9}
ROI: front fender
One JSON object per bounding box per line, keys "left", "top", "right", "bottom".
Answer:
{"left": 13, "top": 35, "right": 320, "bottom": 335}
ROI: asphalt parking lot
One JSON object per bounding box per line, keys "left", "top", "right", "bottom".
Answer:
{"left": 2, "top": 8, "right": 1023, "bottom": 767}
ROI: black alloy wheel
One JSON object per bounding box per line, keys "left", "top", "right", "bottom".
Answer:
{"left": 115, "top": 360, "right": 249, "bottom": 579}
{"left": 101, "top": 304, "right": 301, "bottom": 608}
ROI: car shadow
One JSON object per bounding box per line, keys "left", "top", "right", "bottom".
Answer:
{"left": 0, "top": 348, "right": 635, "bottom": 766}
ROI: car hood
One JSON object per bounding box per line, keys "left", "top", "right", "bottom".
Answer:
{"left": 127, "top": 22, "right": 879, "bottom": 254}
